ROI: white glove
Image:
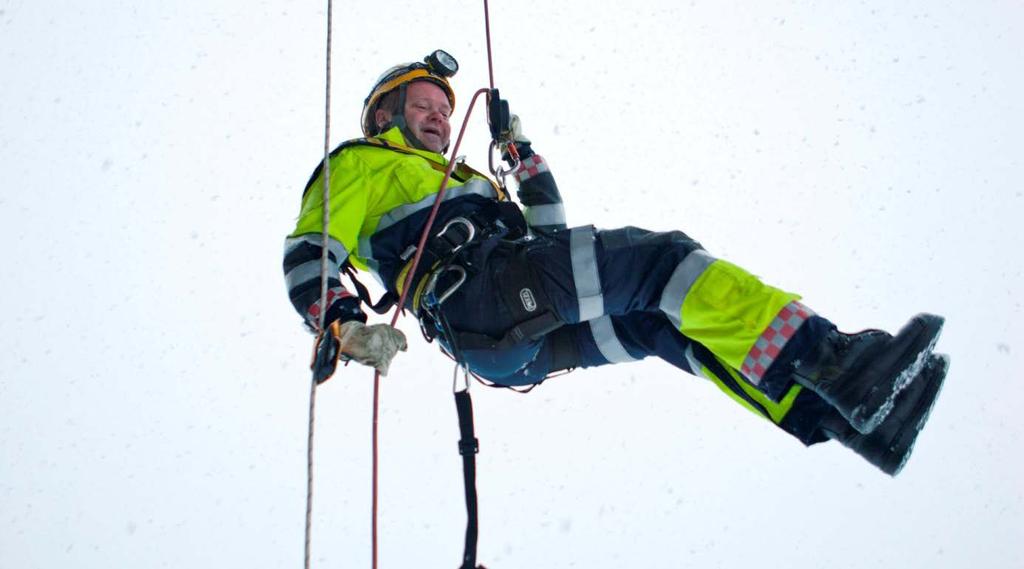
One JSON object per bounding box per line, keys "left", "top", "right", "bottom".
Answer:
{"left": 500, "top": 114, "right": 531, "bottom": 156}
{"left": 507, "top": 114, "right": 530, "bottom": 145}
{"left": 337, "top": 321, "right": 408, "bottom": 376}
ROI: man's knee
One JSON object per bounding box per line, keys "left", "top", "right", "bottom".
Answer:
{"left": 597, "top": 226, "right": 703, "bottom": 255}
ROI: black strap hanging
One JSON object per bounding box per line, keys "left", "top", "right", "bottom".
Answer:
{"left": 455, "top": 390, "right": 486, "bottom": 569}
{"left": 342, "top": 262, "right": 398, "bottom": 315}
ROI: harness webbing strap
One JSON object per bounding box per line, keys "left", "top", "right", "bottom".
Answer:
{"left": 342, "top": 263, "right": 398, "bottom": 315}
{"left": 455, "top": 390, "right": 483, "bottom": 569}
{"left": 448, "top": 310, "right": 563, "bottom": 351}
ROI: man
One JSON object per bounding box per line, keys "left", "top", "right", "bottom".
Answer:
{"left": 283, "top": 50, "right": 949, "bottom": 476}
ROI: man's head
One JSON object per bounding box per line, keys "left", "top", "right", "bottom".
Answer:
{"left": 374, "top": 80, "right": 451, "bottom": 153}
{"left": 361, "top": 50, "right": 458, "bottom": 153}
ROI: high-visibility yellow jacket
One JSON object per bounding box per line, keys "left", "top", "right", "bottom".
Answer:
{"left": 283, "top": 126, "right": 564, "bottom": 329}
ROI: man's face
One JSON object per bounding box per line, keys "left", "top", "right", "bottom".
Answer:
{"left": 392, "top": 80, "right": 452, "bottom": 153}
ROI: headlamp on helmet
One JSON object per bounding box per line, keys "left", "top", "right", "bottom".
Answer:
{"left": 425, "top": 49, "right": 458, "bottom": 77}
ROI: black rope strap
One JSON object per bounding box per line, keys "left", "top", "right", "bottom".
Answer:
{"left": 455, "top": 390, "right": 486, "bottom": 569}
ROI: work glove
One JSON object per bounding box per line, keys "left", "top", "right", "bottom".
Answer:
{"left": 313, "top": 320, "right": 408, "bottom": 382}
{"left": 337, "top": 320, "right": 407, "bottom": 376}
{"left": 506, "top": 114, "right": 530, "bottom": 145}
{"left": 499, "top": 114, "right": 531, "bottom": 160}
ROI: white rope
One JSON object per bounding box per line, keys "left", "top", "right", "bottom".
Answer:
{"left": 317, "top": 8, "right": 333, "bottom": 331}
{"left": 304, "top": 375, "right": 318, "bottom": 569}
{"left": 305, "top": 1, "right": 333, "bottom": 568}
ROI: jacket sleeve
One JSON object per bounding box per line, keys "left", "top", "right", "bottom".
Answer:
{"left": 283, "top": 150, "right": 371, "bottom": 331}
{"left": 282, "top": 234, "right": 367, "bottom": 331}
{"left": 510, "top": 142, "right": 566, "bottom": 233}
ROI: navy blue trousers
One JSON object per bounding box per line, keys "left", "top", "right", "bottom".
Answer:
{"left": 432, "top": 225, "right": 831, "bottom": 445}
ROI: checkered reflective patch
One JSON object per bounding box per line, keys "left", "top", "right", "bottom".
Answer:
{"left": 741, "top": 301, "right": 814, "bottom": 384}
{"left": 306, "top": 286, "right": 353, "bottom": 321}
{"left": 514, "top": 155, "right": 549, "bottom": 183}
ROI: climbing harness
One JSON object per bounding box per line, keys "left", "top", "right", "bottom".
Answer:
{"left": 418, "top": 238, "right": 565, "bottom": 353}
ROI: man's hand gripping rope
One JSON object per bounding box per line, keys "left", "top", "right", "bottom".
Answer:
{"left": 312, "top": 320, "right": 408, "bottom": 383}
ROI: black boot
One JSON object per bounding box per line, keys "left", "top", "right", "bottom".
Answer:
{"left": 821, "top": 353, "right": 950, "bottom": 476}
{"left": 793, "top": 313, "right": 944, "bottom": 434}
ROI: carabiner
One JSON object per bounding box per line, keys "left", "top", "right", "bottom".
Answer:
{"left": 436, "top": 216, "right": 477, "bottom": 256}
{"left": 423, "top": 264, "right": 468, "bottom": 308}
{"left": 488, "top": 140, "right": 521, "bottom": 190}
{"left": 452, "top": 360, "right": 472, "bottom": 393}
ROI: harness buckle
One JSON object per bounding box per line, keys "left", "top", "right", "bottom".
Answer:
{"left": 458, "top": 437, "right": 480, "bottom": 456}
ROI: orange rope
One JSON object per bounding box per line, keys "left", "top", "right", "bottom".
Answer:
{"left": 370, "top": 87, "right": 491, "bottom": 568}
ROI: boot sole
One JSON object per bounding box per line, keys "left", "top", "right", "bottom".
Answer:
{"left": 850, "top": 314, "right": 944, "bottom": 433}
{"left": 884, "top": 353, "right": 950, "bottom": 475}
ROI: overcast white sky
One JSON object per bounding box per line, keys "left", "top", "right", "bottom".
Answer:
{"left": 2, "top": 1, "right": 1023, "bottom": 568}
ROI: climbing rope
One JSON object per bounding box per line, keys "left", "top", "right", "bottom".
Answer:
{"left": 369, "top": 86, "right": 492, "bottom": 569}
{"left": 484, "top": 0, "right": 496, "bottom": 89}
{"left": 305, "top": 1, "right": 333, "bottom": 568}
